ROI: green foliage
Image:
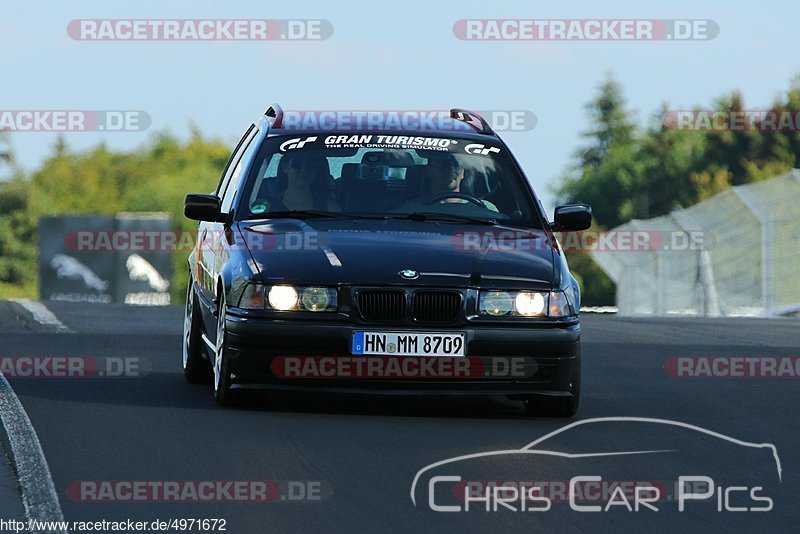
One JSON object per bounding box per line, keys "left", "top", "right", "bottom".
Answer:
{"left": 564, "top": 248, "right": 616, "bottom": 307}
{"left": 0, "top": 132, "right": 12, "bottom": 166}
{"left": 557, "top": 74, "right": 644, "bottom": 229}
{"left": 0, "top": 178, "right": 37, "bottom": 288}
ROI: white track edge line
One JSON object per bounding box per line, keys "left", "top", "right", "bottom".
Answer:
{"left": 9, "top": 300, "right": 72, "bottom": 333}
{"left": 0, "top": 372, "right": 67, "bottom": 533}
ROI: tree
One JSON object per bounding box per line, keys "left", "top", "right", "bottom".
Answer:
{"left": 554, "top": 73, "right": 643, "bottom": 305}
{"left": 0, "top": 177, "right": 37, "bottom": 289}
{"left": 637, "top": 103, "right": 705, "bottom": 214}
{"left": 557, "top": 72, "right": 645, "bottom": 228}
{"left": 0, "top": 131, "right": 13, "bottom": 179}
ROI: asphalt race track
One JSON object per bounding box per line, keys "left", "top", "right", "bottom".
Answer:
{"left": 0, "top": 300, "right": 797, "bottom": 533}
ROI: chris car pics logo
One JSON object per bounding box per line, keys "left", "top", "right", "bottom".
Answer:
{"left": 411, "top": 417, "right": 781, "bottom": 513}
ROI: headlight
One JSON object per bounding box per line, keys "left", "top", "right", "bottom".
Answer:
{"left": 479, "top": 290, "right": 574, "bottom": 318}
{"left": 515, "top": 291, "right": 546, "bottom": 316}
{"left": 238, "top": 284, "right": 337, "bottom": 312}
{"left": 481, "top": 291, "right": 514, "bottom": 316}
{"left": 301, "top": 286, "right": 332, "bottom": 311}
{"left": 268, "top": 285, "right": 298, "bottom": 311}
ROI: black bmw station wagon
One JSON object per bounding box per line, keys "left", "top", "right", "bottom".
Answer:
{"left": 183, "top": 105, "right": 591, "bottom": 416}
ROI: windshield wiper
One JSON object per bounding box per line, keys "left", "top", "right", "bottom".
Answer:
{"left": 244, "top": 210, "right": 354, "bottom": 220}
{"left": 244, "top": 210, "right": 498, "bottom": 225}
{"left": 243, "top": 210, "right": 395, "bottom": 221}
{"left": 394, "top": 212, "right": 498, "bottom": 225}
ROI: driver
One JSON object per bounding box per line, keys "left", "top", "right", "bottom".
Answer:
{"left": 402, "top": 154, "right": 498, "bottom": 211}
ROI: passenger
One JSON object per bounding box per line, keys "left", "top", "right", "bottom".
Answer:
{"left": 268, "top": 153, "right": 340, "bottom": 211}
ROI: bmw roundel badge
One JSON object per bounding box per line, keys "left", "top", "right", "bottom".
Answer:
{"left": 399, "top": 269, "right": 419, "bottom": 280}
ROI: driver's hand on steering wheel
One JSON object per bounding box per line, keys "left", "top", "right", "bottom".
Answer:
{"left": 426, "top": 191, "right": 500, "bottom": 212}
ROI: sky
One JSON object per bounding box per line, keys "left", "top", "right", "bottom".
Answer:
{"left": 2, "top": 0, "right": 799, "bottom": 212}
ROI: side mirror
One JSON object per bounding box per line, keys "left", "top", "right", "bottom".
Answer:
{"left": 552, "top": 204, "right": 592, "bottom": 231}
{"left": 184, "top": 194, "right": 224, "bottom": 222}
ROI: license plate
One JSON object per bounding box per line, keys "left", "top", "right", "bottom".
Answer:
{"left": 352, "top": 331, "right": 466, "bottom": 357}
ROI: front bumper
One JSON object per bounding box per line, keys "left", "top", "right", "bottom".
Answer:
{"left": 223, "top": 310, "right": 580, "bottom": 396}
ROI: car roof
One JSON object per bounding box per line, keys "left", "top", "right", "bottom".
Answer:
{"left": 256, "top": 104, "right": 503, "bottom": 142}
{"left": 264, "top": 128, "right": 502, "bottom": 142}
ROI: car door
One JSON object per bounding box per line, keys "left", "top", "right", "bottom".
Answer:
{"left": 195, "top": 124, "right": 257, "bottom": 330}
{"left": 212, "top": 125, "right": 263, "bottom": 307}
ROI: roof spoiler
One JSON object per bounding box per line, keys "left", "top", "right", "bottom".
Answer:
{"left": 264, "top": 103, "right": 284, "bottom": 128}
{"left": 450, "top": 108, "right": 493, "bottom": 134}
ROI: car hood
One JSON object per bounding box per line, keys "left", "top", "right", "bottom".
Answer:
{"left": 239, "top": 219, "right": 556, "bottom": 289}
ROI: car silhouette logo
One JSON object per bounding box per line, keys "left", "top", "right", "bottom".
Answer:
{"left": 399, "top": 269, "right": 419, "bottom": 280}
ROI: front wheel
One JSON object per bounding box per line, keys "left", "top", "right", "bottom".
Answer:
{"left": 183, "top": 280, "right": 211, "bottom": 383}
{"left": 213, "top": 294, "right": 240, "bottom": 406}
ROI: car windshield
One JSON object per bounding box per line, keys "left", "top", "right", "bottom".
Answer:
{"left": 239, "top": 133, "right": 544, "bottom": 227}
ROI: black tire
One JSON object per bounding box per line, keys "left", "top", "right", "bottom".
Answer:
{"left": 183, "top": 280, "right": 211, "bottom": 383}
{"left": 524, "top": 357, "right": 581, "bottom": 418}
{"left": 212, "top": 293, "right": 240, "bottom": 406}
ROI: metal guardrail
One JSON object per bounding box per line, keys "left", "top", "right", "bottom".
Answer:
{"left": 591, "top": 170, "right": 800, "bottom": 317}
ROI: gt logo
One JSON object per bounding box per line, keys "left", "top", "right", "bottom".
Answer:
{"left": 279, "top": 136, "right": 317, "bottom": 152}
{"left": 464, "top": 143, "right": 501, "bottom": 156}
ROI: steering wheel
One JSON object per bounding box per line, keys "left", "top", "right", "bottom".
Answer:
{"left": 424, "top": 192, "right": 484, "bottom": 208}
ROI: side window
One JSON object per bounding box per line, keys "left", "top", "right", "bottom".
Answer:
{"left": 246, "top": 154, "right": 281, "bottom": 208}
{"left": 216, "top": 125, "right": 255, "bottom": 198}
{"left": 220, "top": 128, "right": 260, "bottom": 214}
